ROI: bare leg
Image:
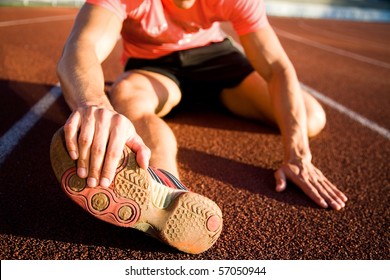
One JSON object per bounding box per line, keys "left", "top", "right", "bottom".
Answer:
{"left": 220, "top": 71, "right": 326, "bottom": 137}
{"left": 109, "top": 70, "right": 182, "bottom": 177}
{"left": 51, "top": 70, "right": 223, "bottom": 253}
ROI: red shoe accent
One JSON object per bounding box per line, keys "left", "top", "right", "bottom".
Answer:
{"left": 50, "top": 127, "right": 222, "bottom": 254}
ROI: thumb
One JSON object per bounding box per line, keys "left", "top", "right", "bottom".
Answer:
{"left": 126, "top": 134, "right": 151, "bottom": 170}
{"left": 274, "top": 168, "right": 287, "bottom": 192}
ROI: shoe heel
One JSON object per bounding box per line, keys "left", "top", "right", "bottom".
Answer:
{"left": 160, "top": 192, "right": 222, "bottom": 254}
{"left": 50, "top": 127, "right": 222, "bottom": 254}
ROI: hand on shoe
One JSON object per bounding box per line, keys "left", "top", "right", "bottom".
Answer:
{"left": 63, "top": 105, "right": 151, "bottom": 188}
{"left": 274, "top": 157, "right": 348, "bottom": 210}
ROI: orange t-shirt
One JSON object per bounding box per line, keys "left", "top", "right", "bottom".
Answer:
{"left": 86, "top": 0, "right": 268, "bottom": 59}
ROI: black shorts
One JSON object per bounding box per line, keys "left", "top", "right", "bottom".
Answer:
{"left": 124, "top": 38, "right": 254, "bottom": 104}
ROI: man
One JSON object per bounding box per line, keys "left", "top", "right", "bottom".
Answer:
{"left": 51, "top": 0, "right": 348, "bottom": 253}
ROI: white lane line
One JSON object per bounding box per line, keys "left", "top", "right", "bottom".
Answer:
{"left": 0, "top": 84, "right": 62, "bottom": 166}
{"left": 275, "top": 28, "right": 390, "bottom": 69}
{"left": 301, "top": 83, "right": 390, "bottom": 140}
{"left": 0, "top": 82, "right": 388, "bottom": 168}
{"left": 0, "top": 15, "right": 74, "bottom": 27}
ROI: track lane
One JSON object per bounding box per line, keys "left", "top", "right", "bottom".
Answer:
{"left": 0, "top": 7, "right": 388, "bottom": 260}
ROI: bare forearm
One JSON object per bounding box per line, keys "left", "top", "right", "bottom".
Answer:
{"left": 239, "top": 28, "right": 311, "bottom": 163}
{"left": 57, "top": 40, "right": 113, "bottom": 111}
{"left": 56, "top": 3, "right": 121, "bottom": 111}
{"left": 240, "top": 27, "right": 347, "bottom": 209}
{"left": 268, "top": 67, "right": 311, "bottom": 163}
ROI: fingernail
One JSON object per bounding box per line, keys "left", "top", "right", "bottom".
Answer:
{"left": 100, "top": 177, "right": 110, "bottom": 188}
{"left": 321, "top": 200, "right": 328, "bottom": 208}
{"left": 78, "top": 167, "right": 87, "bottom": 178}
{"left": 69, "top": 151, "right": 78, "bottom": 160}
{"left": 331, "top": 201, "right": 341, "bottom": 210}
{"left": 87, "top": 177, "right": 97, "bottom": 187}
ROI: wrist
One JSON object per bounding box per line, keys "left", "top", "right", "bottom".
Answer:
{"left": 284, "top": 143, "right": 312, "bottom": 165}
{"left": 79, "top": 96, "right": 113, "bottom": 110}
{"left": 282, "top": 128, "right": 311, "bottom": 164}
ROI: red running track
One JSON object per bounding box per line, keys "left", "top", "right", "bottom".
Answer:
{"left": 0, "top": 7, "right": 389, "bottom": 260}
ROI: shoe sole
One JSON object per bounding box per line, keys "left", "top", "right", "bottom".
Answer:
{"left": 50, "top": 128, "right": 222, "bottom": 254}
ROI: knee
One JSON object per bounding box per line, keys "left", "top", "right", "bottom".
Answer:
{"left": 110, "top": 78, "right": 158, "bottom": 117}
{"left": 110, "top": 71, "right": 181, "bottom": 118}
{"left": 307, "top": 103, "right": 326, "bottom": 137}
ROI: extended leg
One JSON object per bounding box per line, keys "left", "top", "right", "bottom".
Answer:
{"left": 50, "top": 69, "right": 223, "bottom": 254}
{"left": 220, "top": 71, "right": 326, "bottom": 137}
{"left": 109, "top": 70, "right": 182, "bottom": 177}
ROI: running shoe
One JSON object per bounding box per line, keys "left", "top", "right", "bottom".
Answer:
{"left": 50, "top": 127, "right": 222, "bottom": 254}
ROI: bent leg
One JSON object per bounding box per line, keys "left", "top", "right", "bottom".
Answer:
{"left": 220, "top": 71, "right": 326, "bottom": 137}
{"left": 109, "top": 70, "right": 182, "bottom": 177}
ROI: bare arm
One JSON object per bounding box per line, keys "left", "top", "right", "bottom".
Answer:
{"left": 57, "top": 3, "right": 150, "bottom": 188}
{"left": 57, "top": 3, "right": 121, "bottom": 109}
{"left": 239, "top": 25, "right": 347, "bottom": 210}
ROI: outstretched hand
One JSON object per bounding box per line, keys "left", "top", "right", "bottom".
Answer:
{"left": 63, "top": 105, "right": 151, "bottom": 188}
{"left": 274, "top": 159, "right": 348, "bottom": 210}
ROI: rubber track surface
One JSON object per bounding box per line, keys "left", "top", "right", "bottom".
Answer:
{"left": 0, "top": 7, "right": 389, "bottom": 259}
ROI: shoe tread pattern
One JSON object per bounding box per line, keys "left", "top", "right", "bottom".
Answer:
{"left": 113, "top": 150, "right": 149, "bottom": 206}
{"left": 162, "top": 192, "right": 222, "bottom": 253}
{"left": 50, "top": 127, "right": 222, "bottom": 254}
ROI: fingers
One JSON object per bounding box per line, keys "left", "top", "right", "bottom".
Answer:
{"left": 99, "top": 114, "right": 134, "bottom": 188}
{"left": 305, "top": 179, "right": 333, "bottom": 209}
{"left": 98, "top": 120, "right": 151, "bottom": 187}
{"left": 63, "top": 106, "right": 149, "bottom": 188}
{"left": 312, "top": 169, "right": 348, "bottom": 210}
{"left": 274, "top": 169, "right": 287, "bottom": 192}
{"left": 64, "top": 109, "right": 95, "bottom": 179}
{"left": 100, "top": 115, "right": 150, "bottom": 186}
{"left": 279, "top": 164, "right": 348, "bottom": 211}
{"left": 88, "top": 110, "right": 110, "bottom": 187}
{"left": 76, "top": 108, "right": 96, "bottom": 179}
{"left": 126, "top": 133, "right": 151, "bottom": 170}
{"left": 63, "top": 111, "right": 81, "bottom": 160}
{"left": 323, "top": 176, "right": 348, "bottom": 203}
{"left": 301, "top": 177, "right": 345, "bottom": 210}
